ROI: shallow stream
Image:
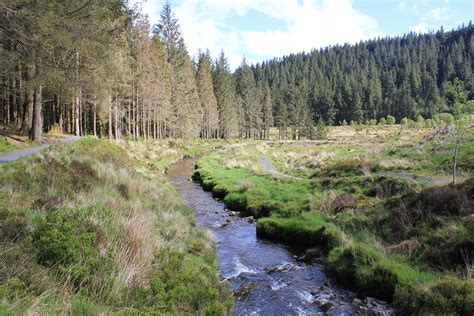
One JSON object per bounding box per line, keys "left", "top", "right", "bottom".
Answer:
{"left": 168, "top": 158, "right": 393, "bottom": 315}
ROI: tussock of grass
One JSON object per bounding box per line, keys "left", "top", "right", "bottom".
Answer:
{"left": 0, "top": 137, "right": 232, "bottom": 314}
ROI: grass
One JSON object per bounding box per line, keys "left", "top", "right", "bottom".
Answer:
{"left": 0, "top": 137, "right": 232, "bottom": 314}
{"left": 0, "top": 137, "right": 19, "bottom": 154}
{"left": 192, "top": 124, "right": 474, "bottom": 314}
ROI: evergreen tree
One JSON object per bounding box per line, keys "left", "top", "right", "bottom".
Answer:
{"left": 197, "top": 50, "right": 218, "bottom": 138}
{"left": 213, "top": 50, "right": 238, "bottom": 138}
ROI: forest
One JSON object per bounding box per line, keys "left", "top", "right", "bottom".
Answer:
{"left": 1, "top": 1, "right": 472, "bottom": 142}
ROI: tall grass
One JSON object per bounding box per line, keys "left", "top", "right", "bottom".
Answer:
{"left": 0, "top": 137, "right": 232, "bottom": 314}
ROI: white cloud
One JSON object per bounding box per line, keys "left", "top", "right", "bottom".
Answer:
{"left": 129, "top": 0, "right": 382, "bottom": 70}
{"left": 242, "top": 0, "right": 380, "bottom": 59}
{"left": 406, "top": 0, "right": 456, "bottom": 34}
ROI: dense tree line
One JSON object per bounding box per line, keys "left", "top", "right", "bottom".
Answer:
{"left": 252, "top": 23, "right": 473, "bottom": 137}
{"left": 1, "top": 1, "right": 471, "bottom": 141}
{"left": 0, "top": 1, "right": 251, "bottom": 140}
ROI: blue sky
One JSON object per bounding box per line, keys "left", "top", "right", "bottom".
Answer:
{"left": 129, "top": 0, "right": 473, "bottom": 69}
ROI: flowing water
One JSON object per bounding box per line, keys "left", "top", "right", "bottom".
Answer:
{"left": 168, "top": 158, "right": 394, "bottom": 315}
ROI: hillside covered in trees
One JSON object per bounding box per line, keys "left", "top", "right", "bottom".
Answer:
{"left": 0, "top": 1, "right": 472, "bottom": 142}
{"left": 255, "top": 24, "right": 473, "bottom": 137}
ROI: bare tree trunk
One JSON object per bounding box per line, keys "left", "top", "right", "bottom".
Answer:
{"left": 108, "top": 95, "right": 113, "bottom": 139}
{"left": 30, "top": 85, "right": 42, "bottom": 143}
{"left": 74, "top": 94, "right": 80, "bottom": 136}
{"left": 114, "top": 93, "right": 119, "bottom": 140}
{"left": 22, "top": 87, "right": 34, "bottom": 133}
{"left": 93, "top": 101, "right": 97, "bottom": 137}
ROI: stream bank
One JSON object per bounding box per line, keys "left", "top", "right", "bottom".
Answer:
{"left": 168, "top": 158, "right": 394, "bottom": 315}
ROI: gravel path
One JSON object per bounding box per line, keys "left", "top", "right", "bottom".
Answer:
{"left": 383, "top": 172, "right": 450, "bottom": 184}
{"left": 259, "top": 156, "right": 449, "bottom": 184}
{"left": 0, "top": 136, "right": 81, "bottom": 164}
{"left": 259, "top": 156, "right": 302, "bottom": 180}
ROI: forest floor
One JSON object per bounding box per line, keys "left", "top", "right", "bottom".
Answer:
{"left": 192, "top": 124, "right": 474, "bottom": 315}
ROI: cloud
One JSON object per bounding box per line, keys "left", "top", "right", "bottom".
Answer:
{"left": 242, "top": 0, "right": 380, "bottom": 59}
{"left": 129, "top": 0, "right": 382, "bottom": 70}
{"left": 406, "top": 0, "right": 456, "bottom": 33}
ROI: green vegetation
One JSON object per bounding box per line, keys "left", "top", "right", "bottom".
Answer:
{"left": 193, "top": 124, "right": 474, "bottom": 314}
{"left": 0, "top": 137, "right": 18, "bottom": 155}
{"left": 0, "top": 138, "right": 232, "bottom": 314}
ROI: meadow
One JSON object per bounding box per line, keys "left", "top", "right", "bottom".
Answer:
{"left": 193, "top": 123, "right": 474, "bottom": 314}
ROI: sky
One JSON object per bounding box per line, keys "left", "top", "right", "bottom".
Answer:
{"left": 128, "top": 0, "right": 474, "bottom": 69}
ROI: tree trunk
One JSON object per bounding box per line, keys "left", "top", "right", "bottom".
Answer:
{"left": 30, "top": 85, "right": 42, "bottom": 143}
{"left": 74, "top": 95, "right": 80, "bottom": 136}
{"left": 22, "top": 87, "right": 34, "bottom": 133}
{"left": 93, "top": 102, "right": 97, "bottom": 137}
{"left": 108, "top": 95, "right": 113, "bottom": 139}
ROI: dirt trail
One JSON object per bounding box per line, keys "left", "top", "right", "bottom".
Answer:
{"left": 0, "top": 135, "right": 81, "bottom": 164}
{"left": 259, "top": 156, "right": 303, "bottom": 180}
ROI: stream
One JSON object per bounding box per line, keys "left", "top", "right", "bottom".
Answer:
{"left": 168, "top": 158, "right": 394, "bottom": 315}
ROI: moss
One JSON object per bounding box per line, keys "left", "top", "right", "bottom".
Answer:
{"left": 327, "top": 243, "right": 434, "bottom": 302}
{"left": 256, "top": 213, "right": 326, "bottom": 245}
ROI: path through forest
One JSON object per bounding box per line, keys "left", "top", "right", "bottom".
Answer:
{"left": 0, "top": 136, "right": 81, "bottom": 163}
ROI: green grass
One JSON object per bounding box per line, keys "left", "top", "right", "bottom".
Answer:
{"left": 0, "top": 137, "right": 18, "bottom": 155}
{"left": 192, "top": 125, "right": 474, "bottom": 314}
{"left": 0, "top": 137, "right": 232, "bottom": 314}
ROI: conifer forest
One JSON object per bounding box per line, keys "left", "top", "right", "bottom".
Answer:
{"left": 0, "top": 1, "right": 473, "bottom": 315}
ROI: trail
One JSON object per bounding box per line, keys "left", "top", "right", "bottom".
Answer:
{"left": 382, "top": 172, "right": 450, "bottom": 184}
{"left": 0, "top": 135, "right": 81, "bottom": 164}
{"left": 259, "top": 155, "right": 449, "bottom": 184}
{"left": 259, "top": 156, "right": 303, "bottom": 180}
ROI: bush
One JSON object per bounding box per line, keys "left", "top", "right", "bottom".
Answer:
{"left": 369, "top": 119, "right": 377, "bottom": 125}
{"left": 400, "top": 117, "right": 409, "bottom": 126}
{"left": 386, "top": 115, "right": 396, "bottom": 125}
{"left": 395, "top": 276, "right": 474, "bottom": 315}
{"left": 350, "top": 120, "right": 357, "bottom": 126}
{"left": 416, "top": 114, "right": 425, "bottom": 125}
{"left": 32, "top": 207, "right": 105, "bottom": 285}
{"left": 434, "top": 113, "right": 455, "bottom": 125}
{"left": 313, "top": 118, "right": 329, "bottom": 140}
{"left": 341, "top": 119, "right": 348, "bottom": 126}
{"left": 425, "top": 118, "right": 436, "bottom": 127}
{"left": 378, "top": 118, "right": 386, "bottom": 126}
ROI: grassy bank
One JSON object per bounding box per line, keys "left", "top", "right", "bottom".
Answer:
{"left": 0, "top": 137, "right": 232, "bottom": 314}
{"left": 193, "top": 125, "right": 474, "bottom": 314}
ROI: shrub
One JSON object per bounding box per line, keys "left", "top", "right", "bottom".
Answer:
{"left": 432, "top": 112, "right": 456, "bottom": 126}
{"left": 400, "top": 117, "right": 409, "bottom": 126}
{"left": 378, "top": 118, "right": 386, "bottom": 126}
{"left": 395, "top": 276, "right": 474, "bottom": 315}
{"left": 313, "top": 118, "right": 329, "bottom": 140}
{"left": 386, "top": 115, "right": 396, "bottom": 125}
{"left": 369, "top": 119, "right": 377, "bottom": 125}
{"left": 425, "top": 118, "right": 436, "bottom": 127}
{"left": 416, "top": 114, "right": 425, "bottom": 125}
{"left": 350, "top": 120, "right": 357, "bottom": 126}
{"left": 341, "top": 119, "right": 348, "bottom": 126}
{"left": 32, "top": 207, "right": 108, "bottom": 286}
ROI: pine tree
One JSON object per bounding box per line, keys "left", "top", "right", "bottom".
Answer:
{"left": 197, "top": 51, "right": 218, "bottom": 138}
{"left": 213, "top": 50, "right": 238, "bottom": 138}
{"left": 235, "top": 58, "right": 256, "bottom": 138}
